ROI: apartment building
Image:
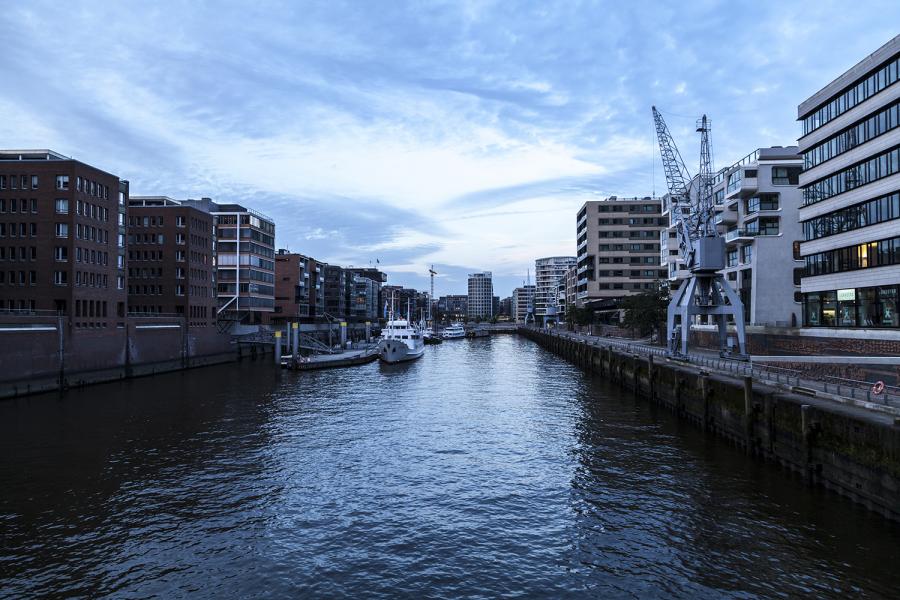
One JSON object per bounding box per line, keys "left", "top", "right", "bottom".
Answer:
{"left": 534, "top": 256, "right": 575, "bottom": 324}
{"left": 713, "top": 147, "right": 804, "bottom": 326}
{"left": 323, "top": 264, "right": 347, "bottom": 318}
{"left": 349, "top": 273, "right": 379, "bottom": 321}
{"left": 512, "top": 285, "right": 535, "bottom": 323}
{"left": 798, "top": 35, "right": 900, "bottom": 328}
{"left": 182, "top": 198, "right": 275, "bottom": 325}
{"left": 467, "top": 271, "right": 493, "bottom": 318}
{"left": 0, "top": 150, "right": 128, "bottom": 327}
{"left": 437, "top": 294, "right": 468, "bottom": 320}
{"left": 127, "top": 197, "right": 216, "bottom": 327}
{"left": 271, "top": 250, "right": 325, "bottom": 323}
{"left": 576, "top": 197, "right": 664, "bottom": 321}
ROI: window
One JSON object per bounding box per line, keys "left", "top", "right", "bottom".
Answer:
{"left": 54, "top": 246, "right": 68, "bottom": 261}
{"left": 56, "top": 175, "right": 69, "bottom": 190}
{"left": 0, "top": 175, "right": 5, "bottom": 189}
{"left": 741, "top": 245, "right": 753, "bottom": 264}
{"left": 726, "top": 170, "right": 742, "bottom": 194}
{"left": 55, "top": 223, "right": 69, "bottom": 238}
{"left": 727, "top": 248, "right": 738, "bottom": 267}
{"left": 31, "top": 175, "right": 38, "bottom": 189}
{"left": 55, "top": 198, "right": 69, "bottom": 214}
{"left": 803, "top": 146, "right": 900, "bottom": 205}
{"left": 746, "top": 194, "right": 779, "bottom": 214}
{"left": 176, "top": 215, "right": 186, "bottom": 227}
{"left": 53, "top": 271, "right": 68, "bottom": 285}
{"left": 772, "top": 167, "right": 800, "bottom": 185}
{"left": 176, "top": 284, "right": 185, "bottom": 296}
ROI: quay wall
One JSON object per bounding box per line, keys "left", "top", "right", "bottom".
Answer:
{"left": 0, "top": 317, "right": 269, "bottom": 399}
{"left": 519, "top": 328, "right": 900, "bottom": 522}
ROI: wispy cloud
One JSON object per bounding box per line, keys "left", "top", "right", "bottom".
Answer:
{"left": 0, "top": 0, "right": 898, "bottom": 297}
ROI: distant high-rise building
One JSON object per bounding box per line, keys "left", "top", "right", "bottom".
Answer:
{"left": 467, "top": 272, "right": 493, "bottom": 318}
{"left": 575, "top": 197, "right": 664, "bottom": 323}
{"left": 512, "top": 285, "right": 535, "bottom": 323}
{"left": 323, "top": 264, "right": 347, "bottom": 319}
{"left": 270, "top": 250, "right": 325, "bottom": 323}
{"left": 534, "top": 257, "right": 575, "bottom": 324}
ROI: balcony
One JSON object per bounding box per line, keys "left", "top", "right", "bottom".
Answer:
{"left": 714, "top": 209, "right": 738, "bottom": 226}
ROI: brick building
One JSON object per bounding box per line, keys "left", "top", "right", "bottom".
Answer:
{"left": 0, "top": 150, "right": 128, "bottom": 328}
{"left": 271, "top": 250, "right": 326, "bottom": 324}
{"left": 127, "top": 197, "right": 217, "bottom": 327}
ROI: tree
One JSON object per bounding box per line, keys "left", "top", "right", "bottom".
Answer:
{"left": 570, "top": 307, "right": 594, "bottom": 326}
{"left": 620, "top": 289, "right": 669, "bottom": 340}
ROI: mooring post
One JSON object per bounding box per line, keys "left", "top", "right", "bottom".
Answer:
{"left": 274, "top": 330, "right": 282, "bottom": 366}
{"left": 744, "top": 375, "right": 754, "bottom": 453}
{"left": 648, "top": 355, "right": 655, "bottom": 401}
{"left": 365, "top": 321, "right": 371, "bottom": 343}
{"left": 292, "top": 322, "right": 299, "bottom": 360}
{"left": 340, "top": 321, "right": 348, "bottom": 350}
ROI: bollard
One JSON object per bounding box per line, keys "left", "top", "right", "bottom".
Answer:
{"left": 274, "top": 330, "right": 282, "bottom": 366}
{"left": 365, "top": 321, "right": 371, "bottom": 343}
{"left": 340, "top": 321, "right": 347, "bottom": 349}
{"left": 292, "top": 322, "right": 299, "bottom": 359}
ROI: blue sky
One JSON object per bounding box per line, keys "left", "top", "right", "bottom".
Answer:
{"left": 1, "top": 1, "right": 898, "bottom": 298}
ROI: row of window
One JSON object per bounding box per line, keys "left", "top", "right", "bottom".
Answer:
{"left": 597, "top": 217, "right": 664, "bottom": 226}
{"left": 0, "top": 246, "right": 36, "bottom": 261}
{"left": 802, "top": 190, "right": 900, "bottom": 241}
{"left": 0, "top": 299, "right": 36, "bottom": 312}
{"left": 599, "top": 243, "right": 659, "bottom": 251}
{"left": 0, "top": 198, "right": 37, "bottom": 213}
{"left": 0, "top": 222, "right": 37, "bottom": 237}
{"left": 726, "top": 245, "right": 754, "bottom": 267}
{"left": 745, "top": 194, "right": 779, "bottom": 214}
{"left": 804, "top": 99, "right": 900, "bottom": 169}
{"left": 74, "top": 271, "right": 109, "bottom": 288}
{"left": 598, "top": 256, "right": 659, "bottom": 265}
{"left": 0, "top": 270, "right": 36, "bottom": 285}
{"left": 74, "top": 200, "right": 109, "bottom": 221}
{"left": 75, "top": 299, "right": 109, "bottom": 319}
{"left": 597, "top": 230, "right": 660, "bottom": 239}
{"left": 596, "top": 204, "right": 659, "bottom": 213}
{"left": 804, "top": 235, "right": 900, "bottom": 277}
{"left": 594, "top": 283, "right": 659, "bottom": 290}
{"left": 802, "top": 145, "right": 900, "bottom": 205}
{"left": 0, "top": 175, "right": 39, "bottom": 190}
{"left": 801, "top": 54, "right": 900, "bottom": 136}
{"left": 73, "top": 176, "right": 110, "bottom": 200}
{"left": 803, "top": 285, "right": 900, "bottom": 328}
{"left": 595, "top": 270, "right": 664, "bottom": 278}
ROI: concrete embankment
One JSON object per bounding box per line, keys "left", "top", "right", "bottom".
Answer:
{"left": 519, "top": 328, "right": 900, "bottom": 522}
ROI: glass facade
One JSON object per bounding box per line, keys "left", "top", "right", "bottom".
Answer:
{"left": 804, "top": 100, "right": 900, "bottom": 169}
{"left": 801, "top": 54, "right": 900, "bottom": 136}
{"left": 804, "top": 235, "right": 900, "bottom": 276}
{"left": 804, "top": 285, "right": 899, "bottom": 327}
{"left": 802, "top": 145, "right": 900, "bottom": 205}
{"left": 802, "top": 190, "right": 900, "bottom": 240}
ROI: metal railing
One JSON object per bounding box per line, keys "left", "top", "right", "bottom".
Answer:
{"left": 524, "top": 326, "right": 900, "bottom": 411}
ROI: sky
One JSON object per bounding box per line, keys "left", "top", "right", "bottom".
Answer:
{"left": 1, "top": 1, "right": 898, "bottom": 298}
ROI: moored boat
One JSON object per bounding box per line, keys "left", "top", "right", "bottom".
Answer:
{"left": 441, "top": 323, "right": 465, "bottom": 339}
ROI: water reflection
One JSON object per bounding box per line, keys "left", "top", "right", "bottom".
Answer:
{"left": 1, "top": 336, "right": 898, "bottom": 598}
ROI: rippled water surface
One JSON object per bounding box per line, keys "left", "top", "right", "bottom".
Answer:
{"left": 2, "top": 335, "right": 899, "bottom": 598}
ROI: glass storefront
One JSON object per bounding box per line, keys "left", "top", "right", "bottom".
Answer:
{"left": 804, "top": 284, "right": 900, "bottom": 327}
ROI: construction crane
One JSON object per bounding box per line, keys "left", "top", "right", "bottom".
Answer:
{"left": 428, "top": 265, "right": 437, "bottom": 324}
{"left": 651, "top": 106, "right": 746, "bottom": 358}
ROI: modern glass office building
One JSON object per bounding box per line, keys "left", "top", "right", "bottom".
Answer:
{"left": 797, "top": 35, "right": 900, "bottom": 328}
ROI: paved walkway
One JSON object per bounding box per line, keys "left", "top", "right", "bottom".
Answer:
{"left": 530, "top": 327, "right": 900, "bottom": 418}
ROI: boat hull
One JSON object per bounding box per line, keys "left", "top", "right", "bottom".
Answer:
{"left": 379, "top": 339, "right": 425, "bottom": 363}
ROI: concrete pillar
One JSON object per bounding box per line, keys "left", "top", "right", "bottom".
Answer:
{"left": 648, "top": 355, "right": 655, "bottom": 401}
{"left": 292, "top": 322, "right": 299, "bottom": 359}
{"left": 340, "top": 321, "right": 347, "bottom": 349}
{"left": 365, "top": 321, "right": 371, "bottom": 343}
{"left": 274, "top": 330, "right": 282, "bottom": 366}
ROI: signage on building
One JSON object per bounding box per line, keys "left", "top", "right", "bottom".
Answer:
{"left": 837, "top": 288, "right": 856, "bottom": 301}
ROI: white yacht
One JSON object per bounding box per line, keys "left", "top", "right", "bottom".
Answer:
{"left": 442, "top": 323, "right": 466, "bottom": 339}
{"left": 379, "top": 305, "right": 425, "bottom": 364}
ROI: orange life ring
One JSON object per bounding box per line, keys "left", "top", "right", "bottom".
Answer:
{"left": 872, "top": 381, "right": 885, "bottom": 395}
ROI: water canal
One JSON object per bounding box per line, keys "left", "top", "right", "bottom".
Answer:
{"left": 1, "top": 335, "right": 899, "bottom": 598}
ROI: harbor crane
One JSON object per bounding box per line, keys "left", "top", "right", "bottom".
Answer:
{"left": 651, "top": 106, "right": 747, "bottom": 358}
{"left": 428, "top": 265, "right": 437, "bottom": 324}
